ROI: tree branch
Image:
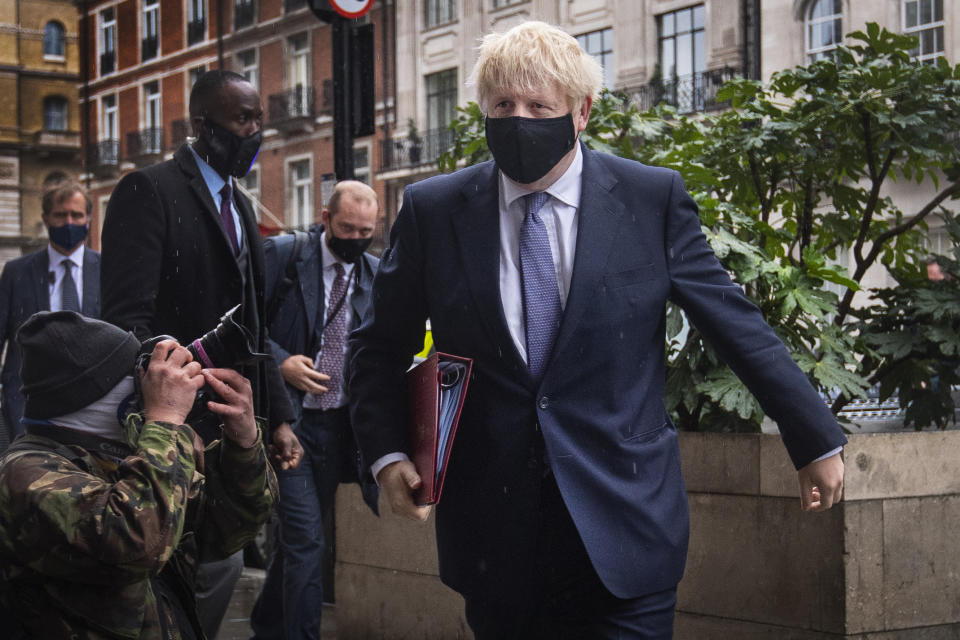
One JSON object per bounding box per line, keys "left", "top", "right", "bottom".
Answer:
{"left": 835, "top": 179, "right": 960, "bottom": 324}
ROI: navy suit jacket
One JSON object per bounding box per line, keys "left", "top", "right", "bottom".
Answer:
{"left": 348, "top": 147, "right": 847, "bottom": 601}
{"left": 0, "top": 248, "right": 100, "bottom": 436}
{"left": 264, "top": 227, "right": 379, "bottom": 512}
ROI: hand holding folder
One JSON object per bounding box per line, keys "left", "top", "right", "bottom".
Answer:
{"left": 407, "top": 352, "right": 473, "bottom": 506}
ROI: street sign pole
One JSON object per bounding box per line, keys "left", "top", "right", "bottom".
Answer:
{"left": 332, "top": 16, "right": 353, "bottom": 180}
{"left": 311, "top": 0, "right": 374, "bottom": 181}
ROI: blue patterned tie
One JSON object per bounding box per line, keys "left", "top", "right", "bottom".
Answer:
{"left": 520, "top": 192, "right": 562, "bottom": 381}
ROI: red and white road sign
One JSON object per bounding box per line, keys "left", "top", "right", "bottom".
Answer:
{"left": 328, "top": 0, "right": 374, "bottom": 18}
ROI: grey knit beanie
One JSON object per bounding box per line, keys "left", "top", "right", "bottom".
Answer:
{"left": 16, "top": 311, "right": 141, "bottom": 419}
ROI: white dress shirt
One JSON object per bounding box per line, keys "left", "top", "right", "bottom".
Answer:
{"left": 47, "top": 243, "right": 86, "bottom": 312}
{"left": 499, "top": 144, "right": 583, "bottom": 362}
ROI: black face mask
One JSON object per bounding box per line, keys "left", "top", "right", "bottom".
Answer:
{"left": 327, "top": 233, "right": 372, "bottom": 264}
{"left": 485, "top": 113, "right": 577, "bottom": 184}
{"left": 200, "top": 118, "right": 261, "bottom": 178}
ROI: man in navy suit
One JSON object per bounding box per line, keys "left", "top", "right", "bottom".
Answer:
{"left": 251, "top": 180, "right": 380, "bottom": 640}
{"left": 0, "top": 182, "right": 100, "bottom": 446}
{"left": 349, "top": 21, "right": 846, "bottom": 639}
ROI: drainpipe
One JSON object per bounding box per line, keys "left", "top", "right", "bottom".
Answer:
{"left": 80, "top": 0, "right": 91, "bottom": 189}
{"left": 217, "top": 0, "right": 225, "bottom": 69}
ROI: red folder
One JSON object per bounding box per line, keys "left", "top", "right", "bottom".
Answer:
{"left": 407, "top": 352, "right": 472, "bottom": 506}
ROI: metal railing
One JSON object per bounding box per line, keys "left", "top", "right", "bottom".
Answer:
{"left": 268, "top": 86, "right": 315, "bottom": 123}
{"left": 187, "top": 18, "right": 206, "bottom": 45}
{"left": 88, "top": 139, "right": 119, "bottom": 167}
{"left": 170, "top": 119, "right": 191, "bottom": 149}
{"left": 626, "top": 68, "right": 737, "bottom": 114}
{"left": 127, "top": 127, "right": 164, "bottom": 157}
{"left": 100, "top": 50, "right": 115, "bottom": 75}
{"left": 235, "top": 0, "right": 256, "bottom": 29}
{"left": 380, "top": 127, "right": 455, "bottom": 172}
{"left": 141, "top": 35, "right": 158, "bottom": 60}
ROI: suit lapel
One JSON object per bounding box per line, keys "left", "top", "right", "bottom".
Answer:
{"left": 176, "top": 146, "right": 241, "bottom": 265}
{"left": 350, "top": 255, "right": 373, "bottom": 325}
{"left": 297, "top": 235, "right": 322, "bottom": 343}
{"left": 451, "top": 163, "right": 528, "bottom": 374}
{"left": 30, "top": 251, "right": 50, "bottom": 311}
{"left": 550, "top": 148, "right": 623, "bottom": 362}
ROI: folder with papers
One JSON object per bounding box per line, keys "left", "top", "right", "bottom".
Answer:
{"left": 407, "top": 352, "right": 473, "bottom": 506}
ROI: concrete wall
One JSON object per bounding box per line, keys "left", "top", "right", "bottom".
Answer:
{"left": 336, "top": 431, "right": 960, "bottom": 638}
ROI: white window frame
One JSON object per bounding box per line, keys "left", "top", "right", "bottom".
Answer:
{"left": 286, "top": 32, "right": 311, "bottom": 90}
{"left": 188, "top": 0, "right": 206, "bottom": 23}
{"left": 353, "top": 142, "right": 372, "bottom": 185}
{"left": 287, "top": 156, "right": 313, "bottom": 230}
{"left": 577, "top": 28, "right": 615, "bottom": 89}
{"left": 237, "top": 48, "right": 259, "bottom": 90}
{"left": 101, "top": 94, "right": 118, "bottom": 143}
{"left": 806, "top": 0, "right": 843, "bottom": 62}
{"left": 43, "top": 96, "right": 69, "bottom": 131}
{"left": 143, "top": 81, "right": 162, "bottom": 152}
{"left": 142, "top": 0, "right": 159, "bottom": 58}
{"left": 424, "top": 0, "right": 456, "bottom": 29}
{"left": 99, "top": 7, "right": 117, "bottom": 76}
{"left": 239, "top": 164, "right": 261, "bottom": 222}
{"left": 187, "top": 65, "right": 207, "bottom": 111}
{"left": 187, "top": 0, "right": 207, "bottom": 46}
{"left": 902, "top": 0, "right": 945, "bottom": 63}
{"left": 43, "top": 21, "right": 66, "bottom": 60}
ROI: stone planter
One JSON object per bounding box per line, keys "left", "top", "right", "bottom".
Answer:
{"left": 335, "top": 431, "right": 960, "bottom": 638}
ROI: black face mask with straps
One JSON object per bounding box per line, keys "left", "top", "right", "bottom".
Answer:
{"left": 200, "top": 118, "right": 262, "bottom": 178}
{"left": 485, "top": 113, "right": 577, "bottom": 185}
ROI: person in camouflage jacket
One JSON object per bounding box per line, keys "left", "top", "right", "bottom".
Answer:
{"left": 0, "top": 311, "right": 278, "bottom": 639}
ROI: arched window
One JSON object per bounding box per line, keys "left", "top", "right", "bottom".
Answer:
{"left": 43, "top": 96, "right": 68, "bottom": 131}
{"left": 806, "top": 0, "right": 842, "bottom": 62}
{"left": 43, "top": 21, "right": 66, "bottom": 57}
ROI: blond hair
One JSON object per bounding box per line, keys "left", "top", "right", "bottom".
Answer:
{"left": 471, "top": 21, "right": 604, "bottom": 111}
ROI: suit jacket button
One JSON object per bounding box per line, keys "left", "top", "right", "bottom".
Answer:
{"left": 538, "top": 396, "right": 549, "bottom": 410}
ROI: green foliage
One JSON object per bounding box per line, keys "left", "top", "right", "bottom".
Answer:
{"left": 437, "top": 23, "right": 960, "bottom": 431}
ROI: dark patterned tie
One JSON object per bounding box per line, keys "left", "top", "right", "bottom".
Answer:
{"left": 317, "top": 263, "right": 348, "bottom": 410}
{"left": 60, "top": 258, "right": 80, "bottom": 312}
{"left": 520, "top": 192, "right": 562, "bottom": 381}
{"left": 219, "top": 183, "right": 239, "bottom": 255}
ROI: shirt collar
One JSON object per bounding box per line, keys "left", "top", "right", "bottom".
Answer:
{"left": 47, "top": 242, "right": 85, "bottom": 267}
{"left": 189, "top": 144, "right": 229, "bottom": 198}
{"left": 500, "top": 143, "right": 584, "bottom": 210}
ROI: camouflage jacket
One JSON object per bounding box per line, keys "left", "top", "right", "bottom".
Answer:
{"left": 0, "top": 414, "right": 277, "bottom": 639}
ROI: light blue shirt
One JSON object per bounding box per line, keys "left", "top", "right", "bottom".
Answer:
{"left": 189, "top": 145, "right": 244, "bottom": 250}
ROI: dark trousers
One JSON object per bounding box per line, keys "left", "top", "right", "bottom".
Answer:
{"left": 250, "top": 407, "right": 346, "bottom": 640}
{"left": 464, "top": 473, "right": 677, "bottom": 640}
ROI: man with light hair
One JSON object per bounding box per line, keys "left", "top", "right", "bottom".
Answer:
{"left": 349, "top": 21, "right": 846, "bottom": 638}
